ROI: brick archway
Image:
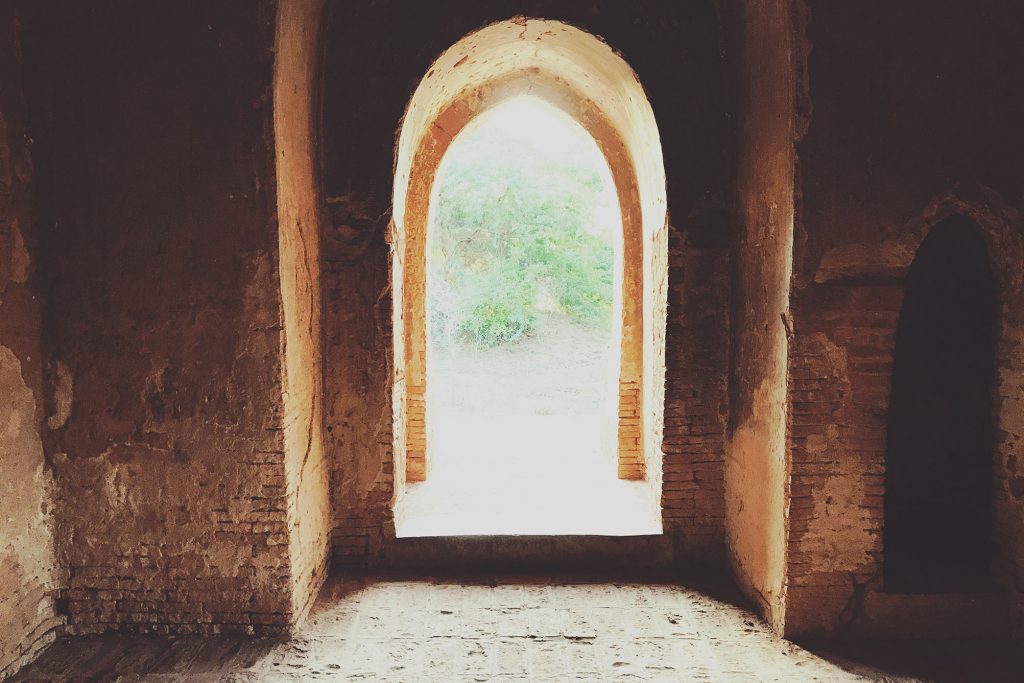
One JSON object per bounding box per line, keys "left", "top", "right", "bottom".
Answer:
{"left": 391, "top": 19, "right": 668, "bottom": 498}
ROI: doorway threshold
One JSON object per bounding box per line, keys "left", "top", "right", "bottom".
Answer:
{"left": 395, "top": 475, "right": 662, "bottom": 538}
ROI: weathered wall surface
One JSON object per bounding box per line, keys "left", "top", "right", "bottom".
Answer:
{"left": 3, "top": 0, "right": 1019, "bottom": 655}
{"left": 22, "top": 1, "right": 302, "bottom": 635}
{"left": 786, "top": 0, "right": 1024, "bottom": 637}
{"left": 274, "top": 0, "right": 332, "bottom": 624}
{"left": 662, "top": 234, "right": 731, "bottom": 551}
{"left": 0, "top": 7, "right": 63, "bottom": 678}
{"left": 321, "top": 0, "right": 735, "bottom": 564}
{"left": 724, "top": 0, "right": 795, "bottom": 632}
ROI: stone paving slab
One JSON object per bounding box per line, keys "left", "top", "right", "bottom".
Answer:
{"left": 11, "top": 574, "right": 1023, "bottom": 681}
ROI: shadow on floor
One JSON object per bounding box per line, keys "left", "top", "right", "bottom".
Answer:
{"left": 803, "top": 639, "right": 1024, "bottom": 683}
{"left": 11, "top": 572, "right": 1022, "bottom": 682}
{"left": 11, "top": 635, "right": 285, "bottom": 681}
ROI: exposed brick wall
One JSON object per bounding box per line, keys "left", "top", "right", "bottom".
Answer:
{"left": 786, "top": 209, "right": 1024, "bottom": 637}
{"left": 322, "top": 0, "right": 733, "bottom": 565}
{"left": 785, "top": 284, "right": 897, "bottom": 634}
{"left": 8, "top": 2, "right": 1021, "bottom": 654}
{"left": 616, "top": 381, "right": 644, "bottom": 479}
{"left": 0, "top": 7, "right": 64, "bottom": 677}
{"left": 322, "top": 197, "right": 396, "bottom": 566}
{"left": 785, "top": 0, "right": 1024, "bottom": 637}
{"left": 993, "top": 280, "right": 1024, "bottom": 634}
{"left": 661, "top": 238, "right": 730, "bottom": 553}
{"left": 21, "top": 1, "right": 302, "bottom": 636}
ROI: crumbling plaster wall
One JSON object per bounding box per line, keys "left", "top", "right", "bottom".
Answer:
{"left": 724, "top": 0, "right": 795, "bottom": 633}
{"left": 785, "top": 0, "right": 1024, "bottom": 638}
{"left": 21, "top": 0, "right": 323, "bottom": 635}
{"left": 322, "top": 0, "right": 735, "bottom": 565}
{"left": 0, "top": 7, "right": 63, "bottom": 679}
{"left": 273, "top": 0, "right": 332, "bottom": 625}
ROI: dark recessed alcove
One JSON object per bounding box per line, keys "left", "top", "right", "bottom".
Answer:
{"left": 884, "top": 214, "right": 997, "bottom": 593}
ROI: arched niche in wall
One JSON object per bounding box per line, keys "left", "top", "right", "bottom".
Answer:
{"left": 390, "top": 18, "right": 668, "bottom": 492}
{"left": 884, "top": 214, "right": 997, "bottom": 593}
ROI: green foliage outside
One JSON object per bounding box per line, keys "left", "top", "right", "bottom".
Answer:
{"left": 428, "top": 103, "right": 616, "bottom": 348}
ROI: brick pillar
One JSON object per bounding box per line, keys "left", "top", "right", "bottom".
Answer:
{"left": 617, "top": 380, "right": 644, "bottom": 478}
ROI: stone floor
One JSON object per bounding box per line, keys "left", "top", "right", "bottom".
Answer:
{"left": 12, "top": 574, "right": 1023, "bottom": 682}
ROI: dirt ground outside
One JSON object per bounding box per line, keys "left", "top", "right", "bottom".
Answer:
{"left": 397, "top": 313, "right": 659, "bottom": 536}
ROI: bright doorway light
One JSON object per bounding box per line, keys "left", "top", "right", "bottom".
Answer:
{"left": 396, "top": 96, "right": 657, "bottom": 536}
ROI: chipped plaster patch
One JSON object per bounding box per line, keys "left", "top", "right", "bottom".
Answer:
{"left": 814, "top": 241, "right": 915, "bottom": 283}
{"left": 0, "top": 344, "right": 60, "bottom": 674}
{"left": 804, "top": 473, "right": 874, "bottom": 572}
{"left": 46, "top": 361, "right": 72, "bottom": 431}
{"left": 9, "top": 219, "right": 29, "bottom": 284}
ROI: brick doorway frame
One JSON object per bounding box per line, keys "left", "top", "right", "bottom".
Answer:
{"left": 390, "top": 19, "right": 668, "bottom": 496}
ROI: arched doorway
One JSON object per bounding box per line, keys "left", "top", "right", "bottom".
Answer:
{"left": 390, "top": 18, "right": 667, "bottom": 535}
{"left": 884, "top": 214, "right": 997, "bottom": 592}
